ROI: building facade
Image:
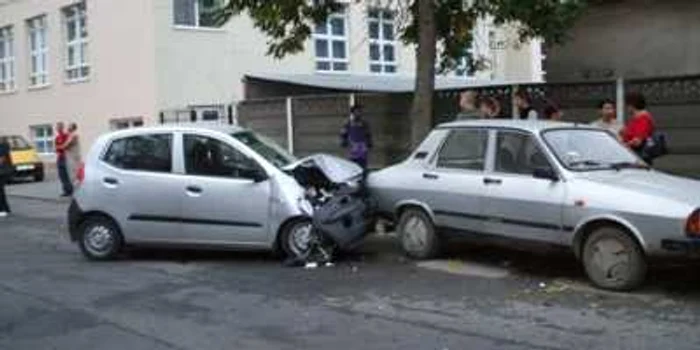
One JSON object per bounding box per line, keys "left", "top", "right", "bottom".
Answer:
{"left": 0, "top": 0, "right": 543, "bottom": 161}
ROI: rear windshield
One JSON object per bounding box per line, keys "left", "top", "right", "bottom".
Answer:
{"left": 1, "top": 136, "right": 32, "bottom": 150}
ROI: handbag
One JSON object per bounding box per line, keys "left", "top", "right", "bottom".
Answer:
{"left": 642, "top": 132, "right": 669, "bottom": 160}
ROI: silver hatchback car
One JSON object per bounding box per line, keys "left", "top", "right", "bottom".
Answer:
{"left": 368, "top": 119, "right": 700, "bottom": 290}
{"left": 68, "top": 125, "right": 362, "bottom": 261}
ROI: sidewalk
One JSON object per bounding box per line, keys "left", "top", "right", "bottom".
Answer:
{"left": 6, "top": 180, "right": 69, "bottom": 203}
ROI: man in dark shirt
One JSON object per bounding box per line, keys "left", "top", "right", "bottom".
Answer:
{"left": 0, "top": 137, "right": 12, "bottom": 216}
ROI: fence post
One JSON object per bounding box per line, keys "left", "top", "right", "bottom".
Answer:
{"left": 511, "top": 85, "right": 518, "bottom": 119}
{"left": 286, "top": 96, "right": 294, "bottom": 154}
{"left": 616, "top": 77, "right": 625, "bottom": 123}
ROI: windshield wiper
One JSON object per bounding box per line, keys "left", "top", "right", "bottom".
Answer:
{"left": 569, "top": 160, "right": 604, "bottom": 168}
{"left": 609, "top": 161, "right": 650, "bottom": 171}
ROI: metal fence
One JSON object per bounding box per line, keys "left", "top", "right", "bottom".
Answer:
{"left": 237, "top": 75, "right": 700, "bottom": 177}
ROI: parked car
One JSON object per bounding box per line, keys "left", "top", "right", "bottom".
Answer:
{"left": 67, "top": 125, "right": 363, "bottom": 262}
{"left": 0, "top": 135, "right": 44, "bottom": 182}
{"left": 368, "top": 119, "right": 700, "bottom": 291}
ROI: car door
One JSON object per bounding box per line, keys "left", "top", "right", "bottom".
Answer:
{"left": 421, "top": 128, "right": 489, "bottom": 234}
{"left": 179, "top": 133, "right": 271, "bottom": 246}
{"left": 99, "top": 133, "right": 185, "bottom": 242}
{"left": 481, "top": 129, "right": 568, "bottom": 244}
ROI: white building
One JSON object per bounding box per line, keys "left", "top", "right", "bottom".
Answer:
{"left": 0, "top": 0, "right": 543, "bottom": 161}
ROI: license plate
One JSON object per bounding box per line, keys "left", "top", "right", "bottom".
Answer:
{"left": 16, "top": 164, "right": 35, "bottom": 171}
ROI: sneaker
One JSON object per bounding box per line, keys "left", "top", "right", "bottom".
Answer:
{"left": 0, "top": 212, "right": 7, "bottom": 218}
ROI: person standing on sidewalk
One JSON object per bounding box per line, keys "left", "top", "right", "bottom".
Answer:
{"left": 340, "top": 104, "right": 372, "bottom": 169}
{"left": 591, "top": 99, "right": 623, "bottom": 135}
{"left": 55, "top": 122, "right": 73, "bottom": 197}
{"left": 65, "top": 123, "right": 82, "bottom": 188}
{"left": 514, "top": 90, "right": 539, "bottom": 120}
{"left": 0, "top": 136, "right": 12, "bottom": 216}
{"left": 621, "top": 92, "right": 656, "bottom": 164}
{"left": 456, "top": 90, "right": 480, "bottom": 120}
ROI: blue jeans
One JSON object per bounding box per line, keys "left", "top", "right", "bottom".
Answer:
{"left": 57, "top": 157, "right": 73, "bottom": 195}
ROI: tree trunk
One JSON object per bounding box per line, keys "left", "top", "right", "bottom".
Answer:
{"left": 409, "top": 0, "right": 437, "bottom": 146}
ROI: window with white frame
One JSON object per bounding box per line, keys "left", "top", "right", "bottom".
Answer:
{"left": 368, "top": 9, "right": 396, "bottom": 74}
{"left": 30, "top": 124, "right": 55, "bottom": 154}
{"left": 313, "top": 10, "right": 348, "bottom": 72}
{"left": 27, "top": 15, "right": 49, "bottom": 87}
{"left": 173, "top": 0, "right": 223, "bottom": 28}
{"left": 63, "top": 2, "right": 89, "bottom": 81}
{"left": 0, "top": 26, "right": 16, "bottom": 92}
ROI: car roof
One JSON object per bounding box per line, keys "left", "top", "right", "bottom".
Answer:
{"left": 438, "top": 119, "right": 597, "bottom": 133}
{"left": 102, "top": 124, "right": 246, "bottom": 139}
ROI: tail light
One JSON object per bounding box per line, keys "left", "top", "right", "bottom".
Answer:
{"left": 76, "top": 162, "right": 85, "bottom": 185}
{"left": 686, "top": 209, "right": 700, "bottom": 237}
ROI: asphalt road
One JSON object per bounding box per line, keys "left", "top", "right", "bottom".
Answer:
{"left": 2, "top": 197, "right": 700, "bottom": 350}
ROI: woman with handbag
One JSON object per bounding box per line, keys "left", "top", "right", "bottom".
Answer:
{"left": 621, "top": 92, "right": 656, "bottom": 165}
{"left": 0, "top": 136, "right": 12, "bottom": 216}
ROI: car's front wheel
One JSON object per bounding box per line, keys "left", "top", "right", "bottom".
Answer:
{"left": 582, "top": 226, "right": 647, "bottom": 291}
{"left": 78, "top": 216, "right": 124, "bottom": 261}
{"left": 279, "top": 219, "right": 315, "bottom": 260}
{"left": 398, "top": 208, "right": 440, "bottom": 259}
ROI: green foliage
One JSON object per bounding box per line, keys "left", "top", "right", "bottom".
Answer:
{"left": 214, "top": 0, "right": 586, "bottom": 73}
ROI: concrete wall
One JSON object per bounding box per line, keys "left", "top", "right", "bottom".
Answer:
{"left": 0, "top": 0, "right": 157, "bottom": 159}
{"left": 546, "top": 0, "right": 700, "bottom": 81}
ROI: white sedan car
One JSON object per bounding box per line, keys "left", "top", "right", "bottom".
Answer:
{"left": 369, "top": 119, "right": 700, "bottom": 290}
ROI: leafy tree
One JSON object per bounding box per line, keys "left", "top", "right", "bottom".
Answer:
{"left": 210, "top": 0, "right": 586, "bottom": 144}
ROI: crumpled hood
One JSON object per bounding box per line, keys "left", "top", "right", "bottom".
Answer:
{"left": 283, "top": 154, "right": 363, "bottom": 184}
{"left": 578, "top": 170, "right": 700, "bottom": 206}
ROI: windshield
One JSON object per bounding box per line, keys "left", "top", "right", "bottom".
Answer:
{"left": 543, "top": 129, "right": 642, "bottom": 171}
{"left": 1, "top": 135, "right": 32, "bottom": 150}
{"left": 232, "top": 131, "right": 296, "bottom": 168}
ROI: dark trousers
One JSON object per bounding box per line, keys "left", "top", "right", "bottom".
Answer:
{"left": 350, "top": 157, "right": 368, "bottom": 170}
{"left": 57, "top": 158, "right": 73, "bottom": 195}
{"left": 0, "top": 177, "right": 9, "bottom": 213}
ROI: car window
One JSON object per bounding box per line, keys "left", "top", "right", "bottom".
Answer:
{"left": 103, "top": 134, "right": 172, "bottom": 172}
{"left": 436, "top": 129, "right": 488, "bottom": 170}
{"left": 496, "top": 131, "right": 551, "bottom": 175}
{"left": 184, "top": 134, "right": 259, "bottom": 179}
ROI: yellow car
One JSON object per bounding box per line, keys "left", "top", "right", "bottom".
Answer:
{"left": 1, "top": 135, "right": 45, "bottom": 182}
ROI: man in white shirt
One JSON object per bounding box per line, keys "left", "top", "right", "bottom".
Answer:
{"left": 590, "top": 99, "right": 623, "bottom": 135}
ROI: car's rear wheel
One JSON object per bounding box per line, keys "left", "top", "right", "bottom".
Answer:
{"left": 279, "top": 219, "right": 315, "bottom": 260}
{"left": 34, "top": 170, "right": 44, "bottom": 182}
{"left": 398, "top": 208, "right": 440, "bottom": 259}
{"left": 78, "top": 216, "right": 124, "bottom": 261}
{"left": 582, "top": 226, "right": 647, "bottom": 291}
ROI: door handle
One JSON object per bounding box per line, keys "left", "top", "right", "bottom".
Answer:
{"left": 422, "top": 173, "right": 439, "bottom": 180}
{"left": 103, "top": 177, "right": 119, "bottom": 185}
{"left": 186, "top": 185, "right": 203, "bottom": 194}
{"left": 483, "top": 177, "right": 502, "bottom": 185}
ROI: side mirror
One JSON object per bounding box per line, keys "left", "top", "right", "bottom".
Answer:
{"left": 242, "top": 167, "right": 268, "bottom": 183}
{"left": 533, "top": 167, "right": 559, "bottom": 182}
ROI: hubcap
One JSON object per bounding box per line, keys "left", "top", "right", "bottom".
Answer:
{"left": 288, "top": 222, "right": 313, "bottom": 258}
{"left": 403, "top": 215, "right": 428, "bottom": 253}
{"left": 590, "top": 238, "right": 631, "bottom": 282}
{"left": 84, "top": 224, "right": 115, "bottom": 256}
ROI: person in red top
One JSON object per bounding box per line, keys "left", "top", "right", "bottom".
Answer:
{"left": 55, "top": 122, "right": 73, "bottom": 196}
{"left": 621, "top": 92, "right": 655, "bottom": 164}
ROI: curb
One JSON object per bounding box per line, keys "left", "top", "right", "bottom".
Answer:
{"left": 7, "top": 194, "right": 70, "bottom": 204}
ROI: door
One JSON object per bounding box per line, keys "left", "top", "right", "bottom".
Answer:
{"left": 99, "top": 133, "right": 185, "bottom": 242}
{"left": 179, "top": 133, "right": 271, "bottom": 246}
{"left": 481, "top": 130, "right": 567, "bottom": 244}
{"left": 422, "top": 128, "right": 490, "bottom": 234}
